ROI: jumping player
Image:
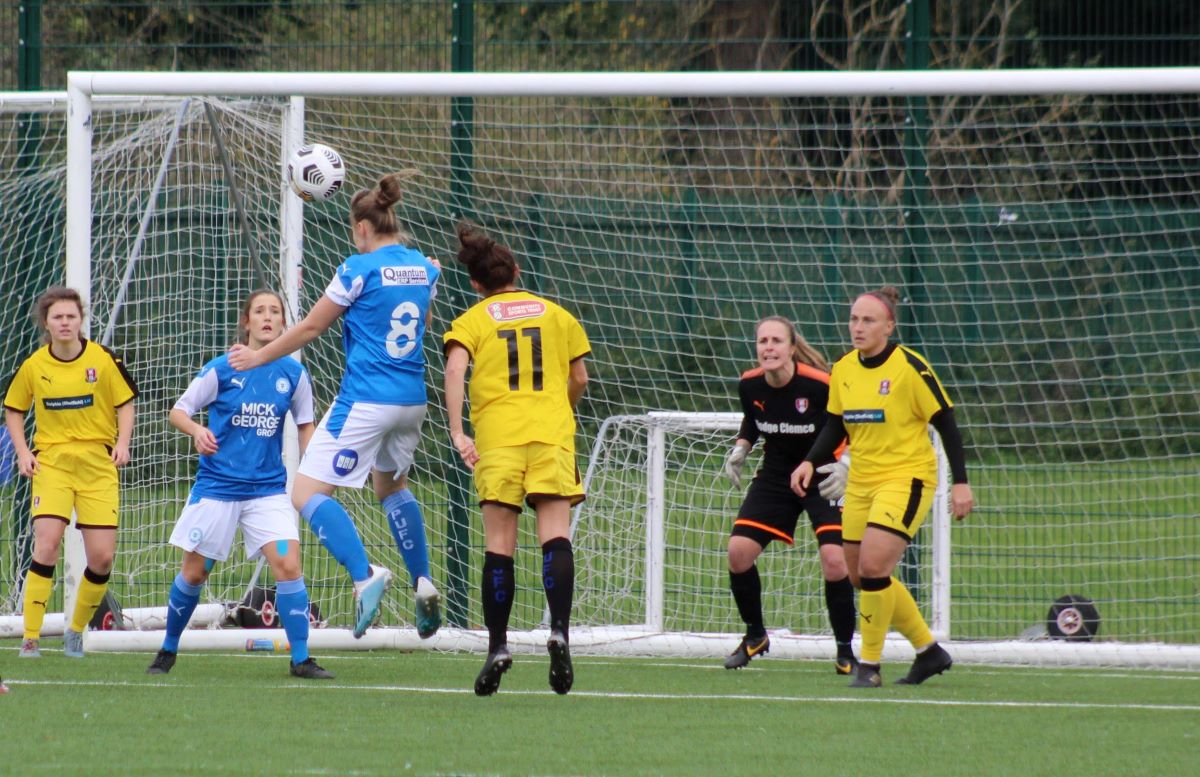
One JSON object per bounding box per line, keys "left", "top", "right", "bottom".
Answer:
{"left": 229, "top": 171, "right": 443, "bottom": 640}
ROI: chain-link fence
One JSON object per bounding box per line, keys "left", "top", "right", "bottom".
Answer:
{"left": 3, "top": 1, "right": 1198, "bottom": 91}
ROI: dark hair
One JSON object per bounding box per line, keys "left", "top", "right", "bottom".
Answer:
{"left": 350, "top": 169, "right": 419, "bottom": 239}
{"left": 456, "top": 221, "right": 518, "bottom": 292}
{"left": 33, "top": 286, "right": 85, "bottom": 342}
{"left": 755, "top": 315, "right": 830, "bottom": 373}
{"left": 237, "top": 288, "right": 286, "bottom": 345}
{"left": 861, "top": 285, "right": 901, "bottom": 322}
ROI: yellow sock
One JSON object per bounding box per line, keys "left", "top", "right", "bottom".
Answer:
{"left": 23, "top": 566, "right": 55, "bottom": 640}
{"left": 858, "top": 579, "right": 897, "bottom": 664}
{"left": 890, "top": 577, "right": 935, "bottom": 650}
{"left": 69, "top": 570, "right": 109, "bottom": 633}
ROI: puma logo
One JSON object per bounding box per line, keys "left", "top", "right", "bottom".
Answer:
{"left": 230, "top": 377, "right": 246, "bottom": 389}
{"left": 40, "top": 376, "right": 52, "bottom": 383}
{"left": 169, "top": 602, "right": 186, "bottom": 616}
{"left": 862, "top": 613, "right": 873, "bottom": 624}
{"left": 752, "top": 400, "right": 765, "bottom": 412}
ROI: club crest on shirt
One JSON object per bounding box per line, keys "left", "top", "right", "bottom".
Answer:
{"left": 487, "top": 300, "right": 546, "bottom": 322}
{"left": 795, "top": 398, "right": 808, "bottom": 413}
{"left": 85, "top": 367, "right": 97, "bottom": 383}
{"left": 879, "top": 379, "right": 891, "bottom": 395}
{"left": 276, "top": 378, "right": 291, "bottom": 394}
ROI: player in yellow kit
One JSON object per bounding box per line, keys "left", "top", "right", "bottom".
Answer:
{"left": 792, "top": 286, "right": 973, "bottom": 687}
{"left": 4, "top": 286, "right": 137, "bottom": 659}
{"left": 444, "top": 222, "right": 589, "bottom": 697}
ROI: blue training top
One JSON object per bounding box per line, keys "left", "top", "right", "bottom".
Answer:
{"left": 175, "top": 354, "right": 314, "bottom": 501}
{"left": 324, "top": 243, "right": 439, "bottom": 405}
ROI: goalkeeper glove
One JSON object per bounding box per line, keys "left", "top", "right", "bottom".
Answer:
{"left": 724, "top": 442, "right": 750, "bottom": 489}
{"left": 816, "top": 453, "right": 850, "bottom": 500}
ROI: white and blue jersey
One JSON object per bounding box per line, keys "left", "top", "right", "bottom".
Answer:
{"left": 175, "top": 354, "right": 314, "bottom": 501}
{"left": 325, "top": 243, "right": 439, "bottom": 405}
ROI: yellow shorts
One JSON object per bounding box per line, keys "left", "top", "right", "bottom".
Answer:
{"left": 841, "top": 477, "right": 933, "bottom": 543}
{"left": 474, "top": 443, "right": 584, "bottom": 512}
{"left": 31, "top": 443, "right": 120, "bottom": 529}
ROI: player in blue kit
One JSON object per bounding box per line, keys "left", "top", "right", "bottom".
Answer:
{"left": 148, "top": 290, "right": 330, "bottom": 679}
{"left": 229, "top": 171, "right": 442, "bottom": 639}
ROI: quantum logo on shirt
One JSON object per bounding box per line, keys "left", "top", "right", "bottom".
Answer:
{"left": 487, "top": 300, "right": 546, "bottom": 322}
{"left": 380, "top": 266, "right": 429, "bottom": 286}
{"left": 844, "top": 409, "right": 885, "bottom": 423}
{"left": 231, "top": 402, "right": 282, "bottom": 437}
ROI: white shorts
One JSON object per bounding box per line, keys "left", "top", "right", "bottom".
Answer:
{"left": 168, "top": 493, "right": 299, "bottom": 562}
{"left": 297, "top": 398, "right": 427, "bottom": 488}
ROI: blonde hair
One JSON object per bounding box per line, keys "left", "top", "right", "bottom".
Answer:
{"left": 349, "top": 169, "right": 420, "bottom": 241}
{"left": 861, "top": 285, "right": 901, "bottom": 322}
{"left": 755, "top": 315, "right": 829, "bottom": 373}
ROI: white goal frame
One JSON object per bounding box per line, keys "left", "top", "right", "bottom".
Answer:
{"left": 60, "top": 69, "right": 1200, "bottom": 668}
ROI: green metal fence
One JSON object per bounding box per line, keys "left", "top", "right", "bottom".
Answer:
{"left": 4, "top": 1, "right": 1199, "bottom": 91}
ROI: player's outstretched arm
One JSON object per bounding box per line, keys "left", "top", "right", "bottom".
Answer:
{"left": 229, "top": 296, "right": 345, "bottom": 371}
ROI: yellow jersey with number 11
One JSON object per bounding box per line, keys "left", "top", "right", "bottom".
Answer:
{"left": 444, "top": 291, "right": 589, "bottom": 453}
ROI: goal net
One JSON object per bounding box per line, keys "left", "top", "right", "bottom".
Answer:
{"left": 1, "top": 69, "right": 1196, "bottom": 667}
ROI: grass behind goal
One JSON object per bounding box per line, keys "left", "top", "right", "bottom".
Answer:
{"left": 3, "top": 455, "right": 1193, "bottom": 648}
{"left": 2, "top": 645, "right": 1196, "bottom": 776}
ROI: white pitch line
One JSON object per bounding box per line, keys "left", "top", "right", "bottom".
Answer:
{"left": 10, "top": 677, "right": 1191, "bottom": 712}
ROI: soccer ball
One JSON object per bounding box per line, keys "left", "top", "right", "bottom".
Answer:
{"left": 287, "top": 143, "right": 345, "bottom": 201}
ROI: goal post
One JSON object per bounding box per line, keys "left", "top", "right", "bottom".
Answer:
{"left": 10, "top": 67, "right": 1195, "bottom": 668}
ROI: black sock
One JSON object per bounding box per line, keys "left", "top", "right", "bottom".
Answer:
{"left": 729, "top": 565, "right": 765, "bottom": 638}
{"left": 541, "top": 537, "right": 574, "bottom": 642}
{"left": 481, "top": 552, "right": 515, "bottom": 653}
{"left": 825, "top": 575, "right": 856, "bottom": 657}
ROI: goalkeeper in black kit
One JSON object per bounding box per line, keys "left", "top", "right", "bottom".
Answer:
{"left": 721, "top": 315, "right": 857, "bottom": 674}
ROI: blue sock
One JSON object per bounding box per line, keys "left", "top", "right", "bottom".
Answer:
{"left": 163, "top": 573, "right": 202, "bottom": 653}
{"left": 301, "top": 494, "right": 371, "bottom": 582}
{"left": 382, "top": 489, "right": 431, "bottom": 586}
{"left": 275, "top": 576, "right": 310, "bottom": 665}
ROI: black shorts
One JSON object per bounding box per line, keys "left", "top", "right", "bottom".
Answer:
{"left": 731, "top": 471, "right": 842, "bottom": 548}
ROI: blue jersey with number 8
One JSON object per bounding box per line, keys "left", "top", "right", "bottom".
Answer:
{"left": 324, "top": 243, "right": 439, "bottom": 404}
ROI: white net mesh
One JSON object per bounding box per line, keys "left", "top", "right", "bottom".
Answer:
{"left": 2, "top": 79, "right": 1197, "bottom": 665}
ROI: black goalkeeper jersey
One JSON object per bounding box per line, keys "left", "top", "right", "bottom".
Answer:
{"left": 736, "top": 362, "right": 838, "bottom": 478}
